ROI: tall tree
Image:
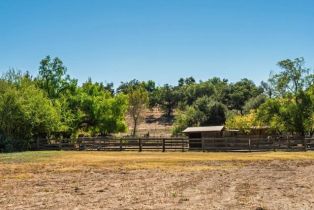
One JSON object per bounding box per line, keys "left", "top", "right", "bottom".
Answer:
{"left": 127, "top": 87, "right": 149, "bottom": 136}
{"left": 37, "top": 56, "right": 77, "bottom": 98}
{"left": 0, "top": 76, "right": 60, "bottom": 151}
{"left": 228, "top": 78, "right": 263, "bottom": 114}
{"left": 262, "top": 58, "right": 314, "bottom": 136}
{"left": 156, "top": 84, "right": 179, "bottom": 117}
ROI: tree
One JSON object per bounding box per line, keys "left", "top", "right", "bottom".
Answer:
{"left": 261, "top": 80, "right": 273, "bottom": 98}
{"left": 266, "top": 58, "right": 314, "bottom": 136}
{"left": 225, "top": 111, "right": 260, "bottom": 134}
{"left": 193, "top": 96, "right": 227, "bottom": 126}
{"left": 104, "top": 82, "right": 115, "bottom": 95}
{"left": 117, "top": 79, "right": 157, "bottom": 108}
{"left": 272, "top": 58, "right": 313, "bottom": 97}
{"left": 228, "top": 78, "right": 263, "bottom": 114}
{"left": 117, "top": 79, "right": 141, "bottom": 94}
{"left": 243, "top": 94, "right": 267, "bottom": 114}
{"left": 178, "top": 76, "right": 196, "bottom": 86}
{"left": 0, "top": 76, "right": 60, "bottom": 151}
{"left": 127, "top": 88, "right": 149, "bottom": 136}
{"left": 36, "top": 56, "right": 77, "bottom": 99}
{"left": 172, "top": 97, "right": 227, "bottom": 134}
{"left": 74, "top": 79, "right": 128, "bottom": 136}
{"left": 208, "top": 77, "right": 229, "bottom": 103}
{"left": 183, "top": 82, "right": 215, "bottom": 105}
{"left": 155, "top": 84, "right": 179, "bottom": 117}
{"left": 256, "top": 98, "right": 293, "bottom": 134}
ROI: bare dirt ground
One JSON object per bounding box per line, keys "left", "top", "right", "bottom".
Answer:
{"left": 125, "top": 108, "right": 173, "bottom": 136}
{"left": 1, "top": 151, "right": 314, "bottom": 210}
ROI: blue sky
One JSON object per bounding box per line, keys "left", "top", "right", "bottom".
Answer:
{"left": 1, "top": 0, "right": 313, "bottom": 86}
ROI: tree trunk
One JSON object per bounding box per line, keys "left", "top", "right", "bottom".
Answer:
{"left": 132, "top": 118, "right": 137, "bottom": 136}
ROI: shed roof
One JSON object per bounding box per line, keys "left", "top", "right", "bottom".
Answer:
{"left": 182, "top": 126, "right": 224, "bottom": 133}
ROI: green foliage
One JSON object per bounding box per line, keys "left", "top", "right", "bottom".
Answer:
{"left": 0, "top": 57, "right": 130, "bottom": 151}
{"left": 225, "top": 111, "right": 260, "bottom": 133}
{"left": 257, "top": 58, "right": 314, "bottom": 136}
{"left": 155, "top": 84, "right": 180, "bottom": 117}
{"left": 0, "top": 76, "right": 60, "bottom": 151}
{"left": 180, "top": 82, "right": 216, "bottom": 106}
{"left": 36, "top": 56, "right": 77, "bottom": 99}
{"left": 2, "top": 55, "right": 314, "bottom": 150}
{"left": 227, "top": 79, "right": 263, "bottom": 114}
{"left": 243, "top": 94, "right": 267, "bottom": 114}
{"left": 193, "top": 97, "right": 227, "bottom": 126}
{"left": 117, "top": 79, "right": 156, "bottom": 94}
{"left": 117, "top": 79, "right": 156, "bottom": 109}
{"left": 178, "top": 77, "right": 196, "bottom": 87}
{"left": 70, "top": 79, "right": 128, "bottom": 136}
{"left": 271, "top": 58, "right": 313, "bottom": 97}
{"left": 173, "top": 97, "right": 227, "bottom": 134}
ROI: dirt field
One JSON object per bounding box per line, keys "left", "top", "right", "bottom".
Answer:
{"left": 1, "top": 151, "right": 314, "bottom": 210}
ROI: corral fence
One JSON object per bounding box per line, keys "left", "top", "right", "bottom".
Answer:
{"left": 33, "top": 136, "right": 314, "bottom": 152}
{"left": 189, "top": 137, "right": 314, "bottom": 151}
{"left": 34, "top": 137, "right": 189, "bottom": 152}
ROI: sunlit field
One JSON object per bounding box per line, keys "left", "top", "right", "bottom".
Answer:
{"left": 1, "top": 151, "right": 314, "bottom": 209}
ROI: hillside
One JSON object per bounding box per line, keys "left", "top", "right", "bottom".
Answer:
{"left": 125, "top": 108, "right": 174, "bottom": 137}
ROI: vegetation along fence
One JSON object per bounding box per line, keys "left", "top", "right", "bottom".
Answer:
{"left": 33, "top": 136, "right": 314, "bottom": 152}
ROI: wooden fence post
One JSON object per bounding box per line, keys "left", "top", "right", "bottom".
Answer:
{"left": 248, "top": 138, "right": 251, "bottom": 152}
{"left": 36, "top": 138, "right": 40, "bottom": 150}
{"left": 162, "top": 139, "right": 165, "bottom": 152}
{"left": 181, "top": 139, "right": 184, "bottom": 152}
{"left": 224, "top": 138, "right": 227, "bottom": 149}
{"left": 59, "top": 140, "right": 62, "bottom": 151}
{"left": 304, "top": 138, "right": 307, "bottom": 151}
{"left": 202, "top": 138, "right": 205, "bottom": 152}
{"left": 138, "top": 138, "right": 142, "bottom": 152}
{"left": 120, "top": 139, "right": 123, "bottom": 151}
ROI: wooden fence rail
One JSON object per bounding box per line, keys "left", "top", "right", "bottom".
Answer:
{"left": 33, "top": 137, "right": 314, "bottom": 152}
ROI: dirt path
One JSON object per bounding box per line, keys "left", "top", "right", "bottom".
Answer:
{"left": 1, "top": 152, "right": 314, "bottom": 209}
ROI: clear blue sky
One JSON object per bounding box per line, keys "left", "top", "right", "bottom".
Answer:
{"left": 1, "top": 0, "right": 313, "bottom": 86}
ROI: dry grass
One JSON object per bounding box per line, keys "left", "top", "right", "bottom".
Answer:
{"left": 1, "top": 151, "right": 314, "bottom": 209}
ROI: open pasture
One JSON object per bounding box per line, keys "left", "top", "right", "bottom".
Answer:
{"left": 1, "top": 151, "right": 314, "bottom": 209}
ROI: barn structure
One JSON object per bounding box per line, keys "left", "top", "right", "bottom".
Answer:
{"left": 182, "top": 126, "right": 225, "bottom": 148}
{"left": 182, "top": 126, "right": 225, "bottom": 138}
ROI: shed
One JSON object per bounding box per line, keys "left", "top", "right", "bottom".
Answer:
{"left": 183, "top": 126, "right": 225, "bottom": 138}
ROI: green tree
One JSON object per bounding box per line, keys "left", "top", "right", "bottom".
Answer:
{"left": 178, "top": 76, "right": 196, "bottom": 87}
{"left": 225, "top": 111, "right": 261, "bottom": 133}
{"left": 228, "top": 78, "right": 263, "bottom": 114}
{"left": 73, "top": 79, "right": 128, "bottom": 136}
{"left": 0, "top": 76, "right": 60, "bottom": 151}
{"left": 243, "top": 94, "right": 267, "bottom": 114}
{"left": 193, "top": 96, "right": 227, "bottom": 126}
{"left": 173, "top": 97, "right": 227, "bottom": 134}
{"left": 271, "top": 58, "right": 313, "bottom": 97}
{"left": 266, "top": 58, "right": 314, "bottom": 136}
{"left": 155, "top": 84, "right": 179, "bottom": 117}
{"left": 36, "top": 56, "right": 77, "bottom": 99}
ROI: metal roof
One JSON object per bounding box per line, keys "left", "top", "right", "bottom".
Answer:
{"left": 182, "top": 126, "right": 224, "bottom": 133}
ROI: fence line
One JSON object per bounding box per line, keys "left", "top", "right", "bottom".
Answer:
{"left": 33, "top": 137, "right": 314, "bottom": 152}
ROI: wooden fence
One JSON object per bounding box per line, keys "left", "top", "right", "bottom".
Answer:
{"left": 189, "top": 137, "right": 313, "bottom": 151}
{"left": 78, "top": 137, "right": 188, "bottom": 151}
{"left": 33, "top": 137, "right": 314, "bottom": 152}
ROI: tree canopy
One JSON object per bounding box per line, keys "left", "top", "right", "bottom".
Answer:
{"left": 1, "top": 56, "right": 313, "bottom": 151}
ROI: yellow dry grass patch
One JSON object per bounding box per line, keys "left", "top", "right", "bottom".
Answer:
{"left": 0, "top": 151, "right": 313, "bottom": 179}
